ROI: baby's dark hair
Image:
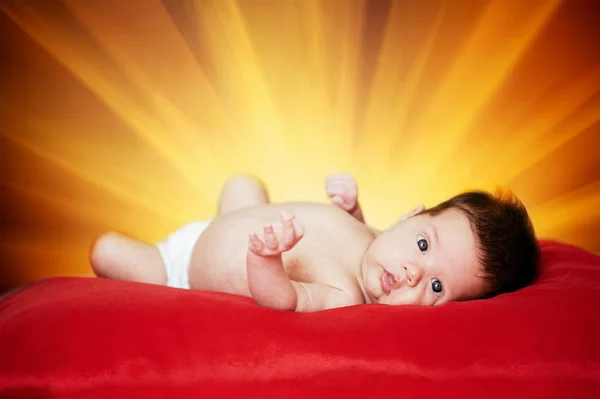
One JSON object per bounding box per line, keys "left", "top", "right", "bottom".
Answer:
{"left": 421, "top": 189, "right": 539, "bottom": 298}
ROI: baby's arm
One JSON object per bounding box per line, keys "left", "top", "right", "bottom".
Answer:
{"left": 246, "top": 211, "right": 350, "bottom": 312}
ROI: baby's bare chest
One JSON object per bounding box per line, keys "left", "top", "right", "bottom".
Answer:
{"left": 284, "top": 228, "right": 363, "bottom": 284}
{"left": 189, "top": 203, "right": 373, "bottom": 295}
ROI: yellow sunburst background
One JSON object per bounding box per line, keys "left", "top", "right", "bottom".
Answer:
{"left": 1, "top": 0, "right": 599, "bottom": 293}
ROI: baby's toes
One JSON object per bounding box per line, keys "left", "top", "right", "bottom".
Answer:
{"left": 327, "top": 173, "right": 356, "bottom": 188}
{"left": 326, "top": 173, "right": 354, "bottom": 186}
{"left": 326, "top": 180, "right": 348, "bottom": 196}
{"left": 331, "top": 194, "right": 357, "bottom": 212}
{"left": 327, "top": 181, "right": 357, "bottom": 201}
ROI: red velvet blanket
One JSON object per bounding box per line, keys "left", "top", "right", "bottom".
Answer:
{"left": 1, "top": 240, "right": 599, "bottom": 398}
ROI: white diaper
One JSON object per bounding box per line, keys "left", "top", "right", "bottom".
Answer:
{"left": 156, "top": 220, "right": 211, "bottom": 289}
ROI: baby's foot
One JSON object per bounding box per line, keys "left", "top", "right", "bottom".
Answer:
{"left": 248, "top": 211, "right": 304, "bottom": 257}
{"left": 326, "top": 173, "right": 359, "bottom": 213}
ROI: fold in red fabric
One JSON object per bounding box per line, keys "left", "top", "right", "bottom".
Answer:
{"left": 1, "top": 240, "right": 599, "bottom": 398}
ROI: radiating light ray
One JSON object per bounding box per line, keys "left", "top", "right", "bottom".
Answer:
{"left": 1, "top": 181, "right": 158, "bottom": 236}
{"left": 0, "top": 240, "right": 96, "bottom": 280}
{"left": 430, "top": 91, "right": 598, "bottom": 197}
{"left": 2, "top": 134, "right": 180, "bottom": 226}
{"left": 288, "top": 0, "right": 339, "bottom": 170}
{"left": 63, "top": 0, "right": 237, "bottom": 183}
{"left": 92, "top": 1, "right": 254, "bottom": 200}
{"left": 529, "top": 95, "right": 600, "bottom": 165}
{"left": 1, "top": 2, "right": 222, "bottom": 202}
{"left": 530, "top": 180, "right": 600, "bottom": 234}
{"left": 233, "top": 0, "right": 309, "bottom": 155}
{"left": 300, "top": 0, "right": 328, "bottom": 110}
{"left": 358, "top": 2, "right": 447, "bottom": 171}
{"left": 330, "top": 0, "right": 366, "bottom": 170}
{"left": 498, "top": 68, "right": 600, "bottom": 184}
{"left": 278, "top": 1, "right": 365, "bottom": 177}
{"left": 387, "top": 4, "right": 446, "bottom": 163}
{"left": 391, "top": 0, "right": 562, "bottom": 181}
{"left": 356, "top": 0, "right": 406, "bottom": 173}
{"left": 63, "top": 0, "right": 228, "bottom": 127}
{"left": 2, "top": 113, "right": 184, "bottom": 211}
{"left": 434, "top": 66, "right": 600, "bottom": 195}
{"left": 1, "top": 88, "right": 220, "bottom": 223}
{"left": 297, "top": 0, "right": 365, "bottom": 174}
{"left": 231, "top": 0, "right": 338, "bottom": 179}
{"left": 192, "top": 0, "right": 285, "bottom": 162}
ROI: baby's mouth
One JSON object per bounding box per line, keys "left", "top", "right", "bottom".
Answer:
{"left": 379, "top": 269, "right": 398, "bottom": 295}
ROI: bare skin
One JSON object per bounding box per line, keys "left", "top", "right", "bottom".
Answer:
{"left": 190, "top": 201, "right": 375, "bottom": 311}
{"left": 89, "top": 174, "right": 273, "bottom": 287}
{"left": 90, "top": 174, "right": 486, "bottom": 312}
{"left": 90, "top": 174, "right": 376, "bottom": 311}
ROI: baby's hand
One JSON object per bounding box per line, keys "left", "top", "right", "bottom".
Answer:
{"left": 326, "top": 173, "right": 358, "bottom": 213}
{"left": 248, "top": 211, "right": 304, "bottom": 257}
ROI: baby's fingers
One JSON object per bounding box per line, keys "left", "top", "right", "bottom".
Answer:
{"left": 280, "top": 211, "right": 297, "bottom": 246}
{"left": 248, "top": 232, "right": 264, "bottom": 253}
{"left": 293, "top": 219, "right": 304, "bottom": 240}
{"left": 263, "top": 224, "right": 279, "bottom": 249}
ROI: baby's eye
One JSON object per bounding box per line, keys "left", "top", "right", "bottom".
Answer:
{"left": 417, "top": 235, "right": 428, "bottom": 253}
{"left": 431, "top": 279, "right": 443, "bottom": 296}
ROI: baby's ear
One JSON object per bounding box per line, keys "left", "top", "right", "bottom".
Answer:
{"left": 399, "top": 205, "right": 425, "bottom": 221}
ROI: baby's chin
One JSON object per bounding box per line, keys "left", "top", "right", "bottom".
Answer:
{"left": 359, "top": 254, "right": 389, "bottom": 304}
{"left": 360, "top": 278, "right": 379, "bottom": 304}
{"left": 365, "top": 274, "right": 385, "bottom": 304}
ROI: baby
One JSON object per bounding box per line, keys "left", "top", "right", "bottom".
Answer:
{"left": 90, "top": 174, "right": 539, "bottom": 312}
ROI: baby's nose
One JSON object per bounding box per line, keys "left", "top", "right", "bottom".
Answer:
{"left": 403, "top": 264, "right": 423, "bottom": 287}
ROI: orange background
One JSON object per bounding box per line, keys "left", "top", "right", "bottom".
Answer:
{"left": 1, "top": 0, "right": 599, "bottom": 293}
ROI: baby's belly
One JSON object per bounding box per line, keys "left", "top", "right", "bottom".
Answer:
{"left": 188, "top": 218, "right": 255, "bottom": 296}
{"left": 187, "top": 202, "right": 372, "bottom": 297}
{"left": 187, "top": 203, "right": 310, "bottom": 296}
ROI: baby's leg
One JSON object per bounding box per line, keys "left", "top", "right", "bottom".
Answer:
{"left": 218, "top": 174, "right": 270, "bottom": 215}
{"left": 89, "top": 231, "right": 167, "bottom": 285}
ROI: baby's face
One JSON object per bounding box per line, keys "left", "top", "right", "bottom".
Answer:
{"left": 361, "top": 208, "right": 488, "bottom": 306}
